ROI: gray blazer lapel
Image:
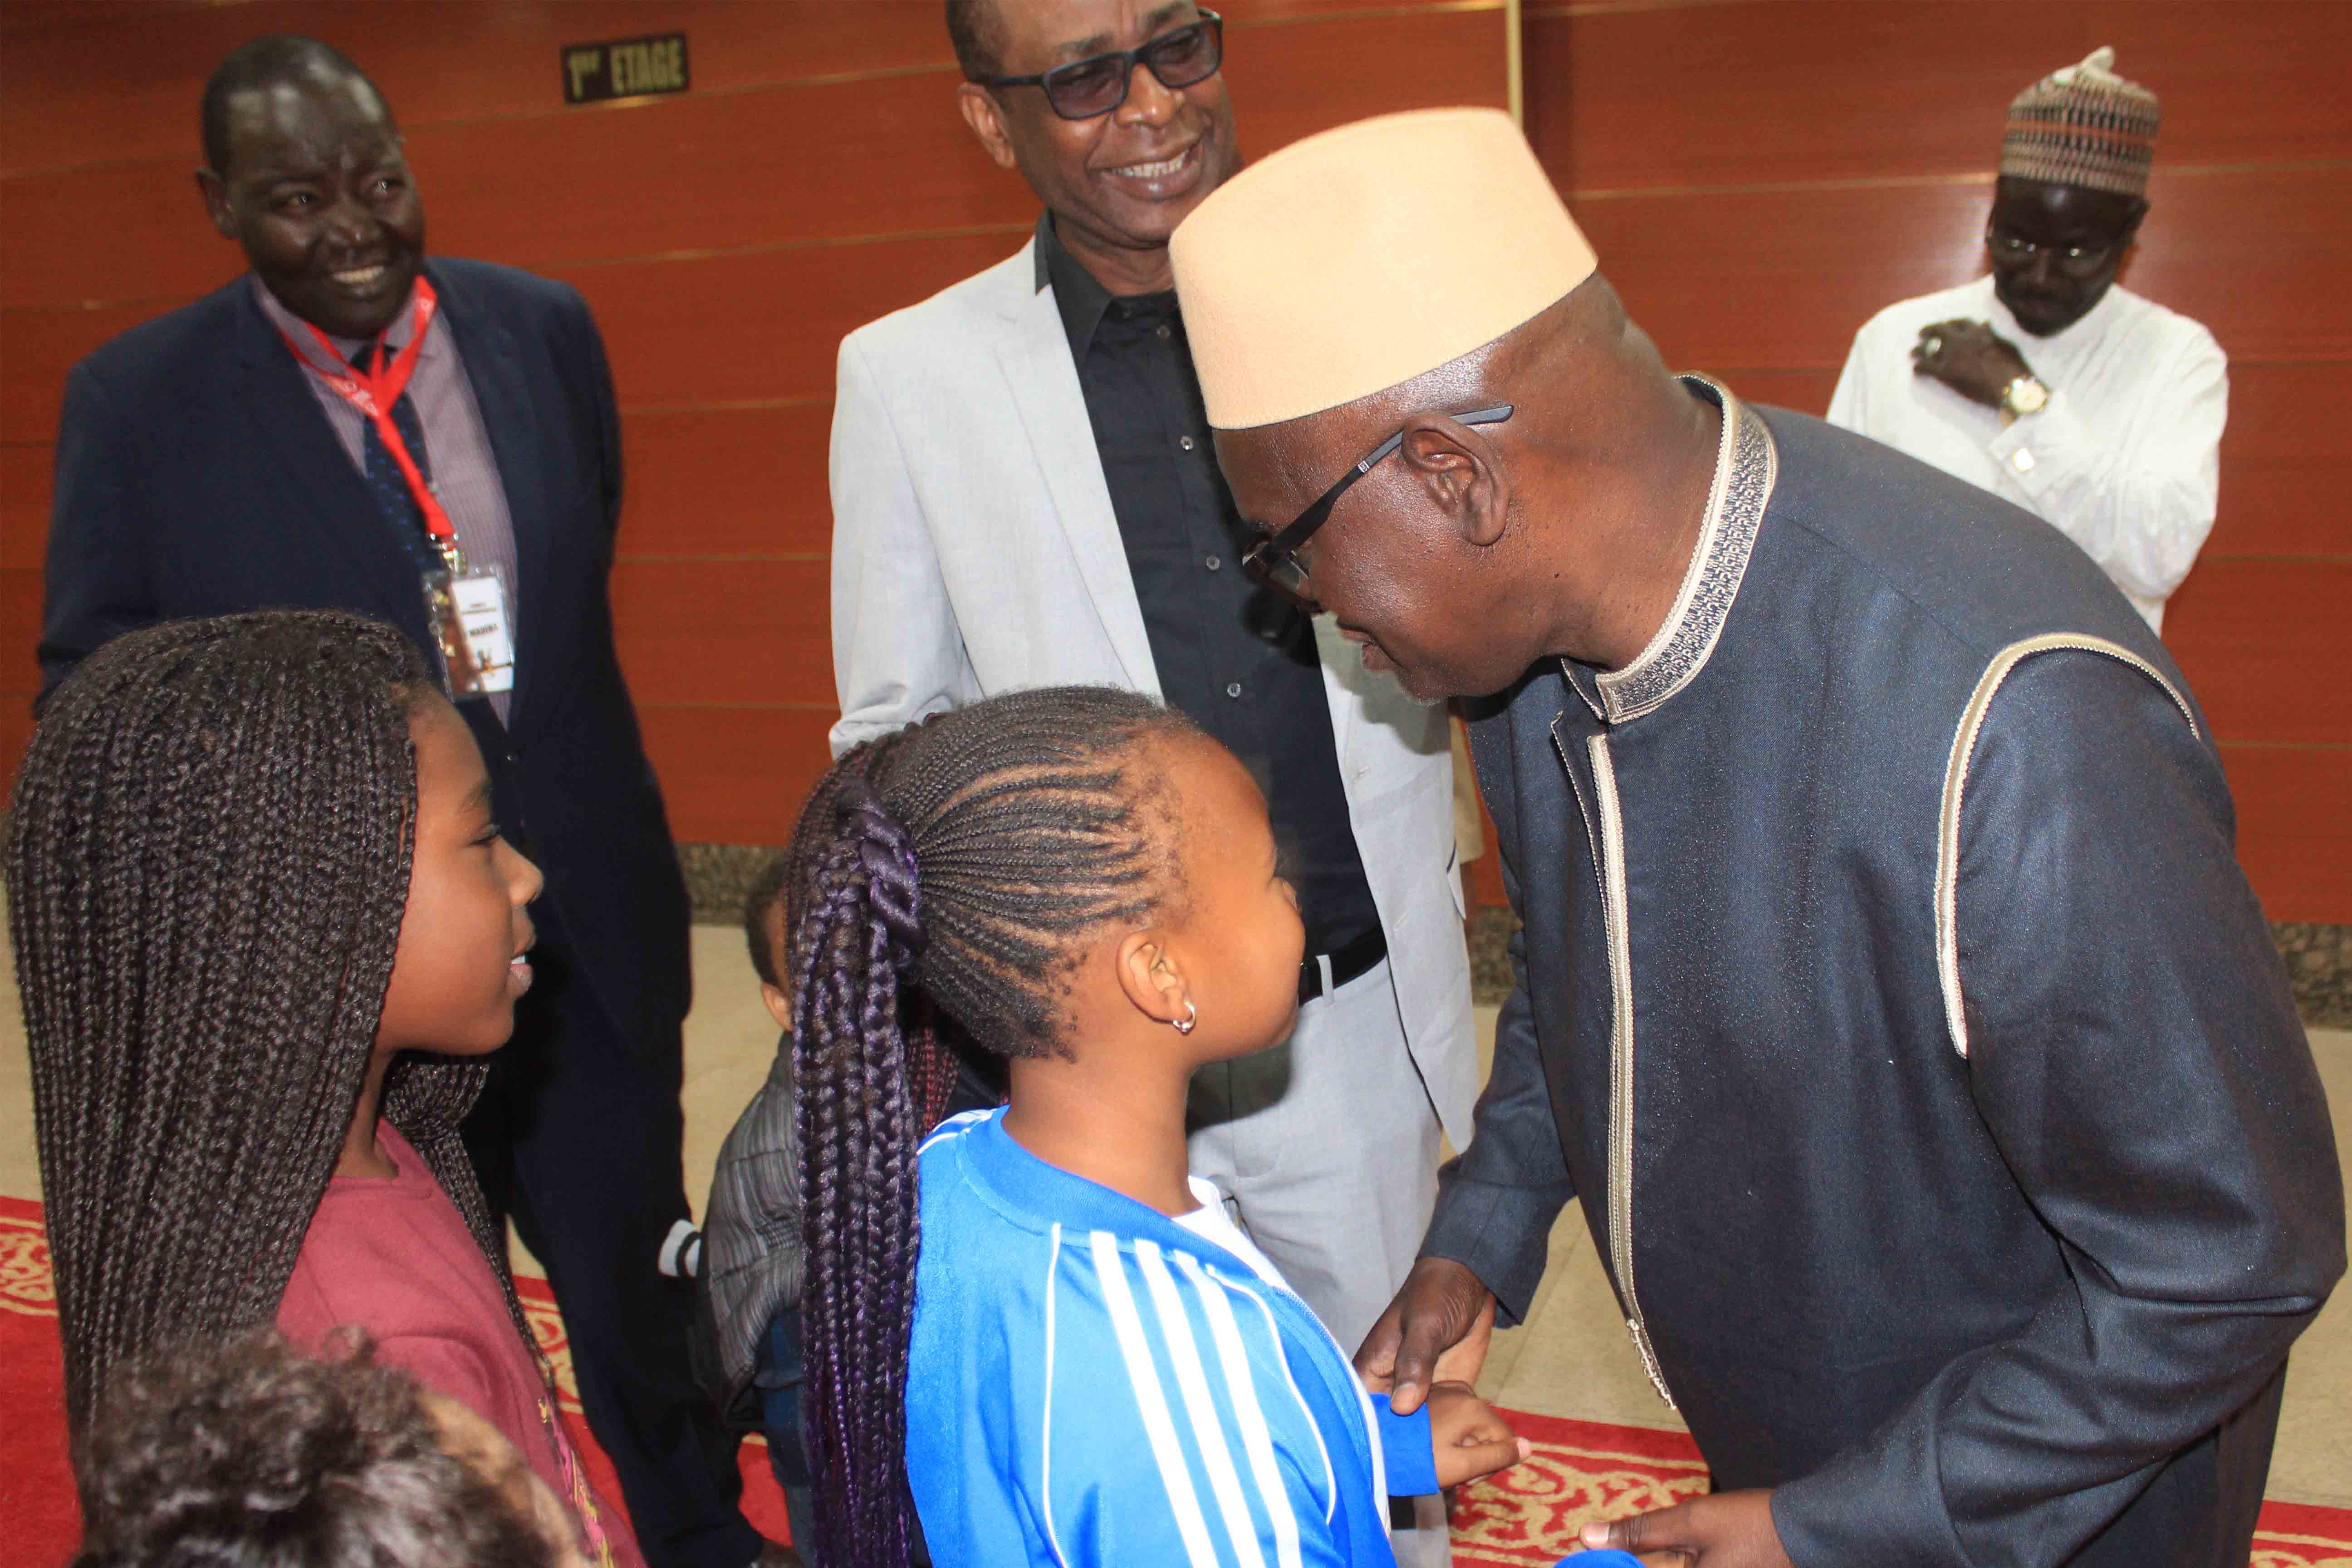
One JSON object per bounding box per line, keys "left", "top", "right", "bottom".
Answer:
{"left": 992, "top": 264, "right": 1158, "bottom": 695}
{"left": 1313, "top": 616, "right": 1364, "bottom": 771}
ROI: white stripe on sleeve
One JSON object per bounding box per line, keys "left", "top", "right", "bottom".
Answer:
{"left": 1214, "top": 1271, "right": 1338, "bottom": 1524}
{"left": 1136, "top": 1240, "right": 1270, "bottom": 1568}
{"left": 1040, "top": 1224, "right": 1073, "bottom": 1568}
{"left": 1174, "top": 1251, "right": 1304, "bottom": 1568}
{"left": 917, "top": 1108, "right": 990, "bottom": 1155}
{"left": 1088, "top": 1231, "right": 1221, "bottom": 1568}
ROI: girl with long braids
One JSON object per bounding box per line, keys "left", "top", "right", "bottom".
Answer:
{"left": 8, "top": 611, "right": 636, "bottom": 1568}
{"left": 782, "top": 686, "right": 1528, "bottom": 1568}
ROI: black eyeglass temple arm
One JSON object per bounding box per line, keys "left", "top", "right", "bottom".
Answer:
{"left": 1352, "top": 431, "right": 1407, "bottom": 478}
{"left": 1262, "top": 403, "right": 1514, "bottom": 556}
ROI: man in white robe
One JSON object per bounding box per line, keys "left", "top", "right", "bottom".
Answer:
{"left": 1828, "top": 48, "right": 2224, "bottom": 634}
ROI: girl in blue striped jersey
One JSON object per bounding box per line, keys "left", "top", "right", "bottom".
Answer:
{"left": 779, "top": 686, "right": 1526, "bottom": 1568}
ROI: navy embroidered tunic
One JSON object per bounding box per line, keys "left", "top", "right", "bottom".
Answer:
{"left": 1425, "top": 379, "right": 2342, "bottom": 1566}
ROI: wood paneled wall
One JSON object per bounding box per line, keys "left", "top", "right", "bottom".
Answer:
{"left": 5, "top": 1, "right": 2342, "bottom": 922}
{"left": 0, "top": 0, "right": 1508, "bottom": 844}
{"left": 1458, "top": 0, "right": 2351, "bottom": 921}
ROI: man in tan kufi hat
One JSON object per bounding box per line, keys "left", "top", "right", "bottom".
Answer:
{"left": 1173, "top": 107, "right": 2340, "bottom": 1568}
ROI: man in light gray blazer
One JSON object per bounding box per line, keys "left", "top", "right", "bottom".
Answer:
{"left": 827, "top": 0, "right": 1475, "bottom": 1365}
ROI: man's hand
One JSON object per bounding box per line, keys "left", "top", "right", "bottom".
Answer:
{"left": 1578, "top": 1489, "right": 1793, "bottom": 1567}
{"left": 1422, "top": 1382, "right": 1531, "bottom": 1489}
{"left": 1911, "top": 318, "right": 2034, "bottom": 409}
{"left": 1355, "top": 1256, "right": 1496, "bottom": 1416}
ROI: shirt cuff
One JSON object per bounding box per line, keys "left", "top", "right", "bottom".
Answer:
{"left": 1421, "top": 1172, "right": 1560, "bottom": 1327}
{"left": 1374, "top": 1394, "right": 1441, "bottom": 1497}
{"left": 1983, "top": 387, "right": 2087, "bottom": 502}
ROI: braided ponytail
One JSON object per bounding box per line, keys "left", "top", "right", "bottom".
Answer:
{"left": 788, "top": 686, "right": 1200, "bottom": 1567}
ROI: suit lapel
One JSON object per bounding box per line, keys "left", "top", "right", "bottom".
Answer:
{"left": 230, "top": 288, "right": 422, "bottom": 627}
{"left": 992, "top": 252, "right": 1158, "bottom": 695}
{"left": 429, "top": 263, "right": 550, "bottom": 730}
{"left": 1314, "top": 617, "right": 1363, "bottom": 773}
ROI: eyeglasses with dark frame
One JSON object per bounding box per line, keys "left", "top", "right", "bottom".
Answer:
{"left": 970, "top": 9, "right": 1224, "bottom": 120}
{"left": 1242, "top": 405, "right": 1515, "bottom": 602}
{"left": 1985, "top": 223, "right": 2117, "bottom": 280}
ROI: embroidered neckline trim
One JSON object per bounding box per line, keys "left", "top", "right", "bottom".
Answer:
{"left": 1590, "top": 376, "right": 1777, "bottom": 724}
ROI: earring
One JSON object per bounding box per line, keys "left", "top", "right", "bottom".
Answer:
{"left": 1172, "top": 999, "right": 1197, "bottom": 1035}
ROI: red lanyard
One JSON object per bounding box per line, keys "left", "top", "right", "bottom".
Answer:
{"left": 273, "top": 277, "right": 460, "bottom": 557}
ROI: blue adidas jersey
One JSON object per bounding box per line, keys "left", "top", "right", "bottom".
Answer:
{"left": 907, "top": 1108, "right": 1434, "bottom": 1567}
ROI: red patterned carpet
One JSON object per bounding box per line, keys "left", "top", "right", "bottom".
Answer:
{"left": 5, "top": 1194, "right": 2348, "bottom": 1565}
{"left": 0, "top": 1193, "right": 793, "bottom": 1560}
{"left": 1444, "top": 1406, "right": 2352, "bottom": 1568}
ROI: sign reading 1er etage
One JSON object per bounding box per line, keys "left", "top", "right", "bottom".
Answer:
{"left": 562, "top": 34, "right": 689, "bottom": 104}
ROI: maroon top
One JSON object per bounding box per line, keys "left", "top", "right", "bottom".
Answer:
{"left": 277, "top": 1119, "right": 641, "bottom": 1567}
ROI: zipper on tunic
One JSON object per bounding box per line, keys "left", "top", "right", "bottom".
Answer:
{"left": 1583, "top": 732, "right": 1676, "bottom": 1409}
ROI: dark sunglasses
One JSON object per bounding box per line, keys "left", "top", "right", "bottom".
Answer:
{"left": 972, "top": 10, "right": 1223, "bottom": 120}
{"left": 1243, "top": 405, "right": 1515, "bottom": 602}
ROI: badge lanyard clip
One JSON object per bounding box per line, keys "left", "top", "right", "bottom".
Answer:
{"left": 274, "top": 279, "right": 515, "bottom": 699}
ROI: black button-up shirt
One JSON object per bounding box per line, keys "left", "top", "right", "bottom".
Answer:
{"left": 1038, "top": 215, "right": 1379, "bottom": 956}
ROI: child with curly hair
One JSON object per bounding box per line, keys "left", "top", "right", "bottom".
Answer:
{"left": 73, "top": 1328, "right": 586, "bottom": 1568}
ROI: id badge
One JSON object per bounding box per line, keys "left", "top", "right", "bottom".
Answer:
{"left": 424, "top": 562, "right": 516, "bottom": 698}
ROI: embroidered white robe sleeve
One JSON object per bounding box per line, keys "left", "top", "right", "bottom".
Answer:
{"left": 1827, "top": 279, "right": 2227, "bottom": 633}
{"left": 1981, "top": 344, "right": 2225, "bottom": 612}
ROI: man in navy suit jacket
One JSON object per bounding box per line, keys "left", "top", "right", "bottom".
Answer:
{"left": 39, "top": 37, "right": 763, "bottom": 1568}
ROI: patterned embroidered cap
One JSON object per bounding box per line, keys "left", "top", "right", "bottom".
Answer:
{"left": 2000, "top": 46, "right": 2160, "bottom": 197}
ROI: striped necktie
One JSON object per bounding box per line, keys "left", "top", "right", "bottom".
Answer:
{"left": 354, "top": 349, "right": 440, "bottom": 573}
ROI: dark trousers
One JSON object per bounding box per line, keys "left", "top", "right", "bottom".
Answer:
{"left": 754, "top": 1311, "right": 815, "bottom": 1548}
{"left": 464, "top": 906, "right": 761, "bottom": 1568}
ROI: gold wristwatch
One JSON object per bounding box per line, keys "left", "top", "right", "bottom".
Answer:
{"left": 2001, "top": 375, "right": 2051, "bottom": 419}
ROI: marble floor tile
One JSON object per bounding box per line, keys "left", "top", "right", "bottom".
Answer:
{"left": 0, "top": 937, "right": 32, "bottom": 1201}
{"left": 2272, "top": 1025, "right": 2352, "bottom": 1506}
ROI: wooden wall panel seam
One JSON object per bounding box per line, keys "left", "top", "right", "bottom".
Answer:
{"left": 14, "top": 166, "right": 2344, "bottom": 323}
{"left": 0, "top": 224, "right": 1036, "bottom": 319}
{"left": 1528, "top": 0, "right": 1733, "bottom": 16}
{"left": 637, "top": 700, "right": 840, "bottom": 712}
{"left": 2193, "top": 554, "right": 2352, "bottom": 566}
{"left": 1678, "top": 354, "right": 2346, "bottom": 372}
{"left": 551, "top": 222, "right": 1035, "bottom": 274}
{"left": 1566, "top": 158, "right": 2350, "bottom": 205}
{"left": 627, "top": 397, "right": 831, "bottom": 415}
{"left": 0, "top": 64, "right": 958, "bottom": 181}
{"left": 1707, "top": 360, "right": 2352, "bottom": 372}
{"left": 9, "top": 157, "right": 2336, "bottom": 222}
{"left": 1240, "top": 0, "right": 1503, "bottom": 24}
{"left": 617, "top": 554, "right": 828, "bottom": 564}
{"left": 0, "top": 1, "right": 1502, "bottom": 182}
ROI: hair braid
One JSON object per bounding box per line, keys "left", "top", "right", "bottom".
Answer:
{"left": 787, "top": 686, "right": 1200, "bottom": 1568}
{"left": 6, "top": 612, "right": 527, "bottom": 1451}
{"left": 382, "top": 1055, "right": 544, "bottom": 1362}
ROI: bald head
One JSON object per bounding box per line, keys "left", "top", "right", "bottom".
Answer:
{"left": 1212, "top": 274, "right": 1720, "bottom": 698}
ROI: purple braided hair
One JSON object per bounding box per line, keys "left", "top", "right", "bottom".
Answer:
{"left": 782, "top": 688, "right": 1200, "bottom": 1568}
